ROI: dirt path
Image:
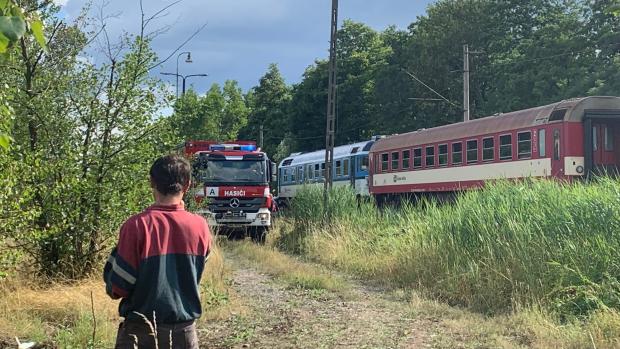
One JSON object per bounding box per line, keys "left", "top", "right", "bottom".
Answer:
{"left": 198, "top": 245, "right": 435, "bottom": 349}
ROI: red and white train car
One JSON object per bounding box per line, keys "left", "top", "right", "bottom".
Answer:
{"left": 369, "top": 96, "right": 620, "bottom": 200}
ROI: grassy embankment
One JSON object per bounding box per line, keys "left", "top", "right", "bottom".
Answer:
{"left": 0, "top": 242, "right": 232, "bottom": 348}
{"left": 274, "top": 178, "right": 620, "bottom": 348}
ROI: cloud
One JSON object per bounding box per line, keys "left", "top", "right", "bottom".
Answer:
{"left": 53, "top": 0, "right": 70, "bottom": 6}
{"left": 62, "top": 0, "right": 436, "bottom": 92}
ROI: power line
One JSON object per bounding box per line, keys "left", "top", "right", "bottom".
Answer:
{"left": 401, "top": 68, "right": 462, "bottom": 110}
{"left": 486, "top": 40, "right": 620, "bottom": 67}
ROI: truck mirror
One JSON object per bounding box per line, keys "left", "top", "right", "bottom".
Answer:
{"left": 270, "top": 161, "right": 277, "bottom": 182}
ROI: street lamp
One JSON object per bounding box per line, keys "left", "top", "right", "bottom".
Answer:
{"left": 176, "top": 51, "right": 192, "bottom": 98}
{"left": 161, "top": 72, "right": 208, "bottom": 96}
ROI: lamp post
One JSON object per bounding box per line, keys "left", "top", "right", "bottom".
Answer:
{"left": 161, "top": 72, "right": 208, "bottom": 96}
{"left": 176, "top": 51, "right": 192, "bottom": 98}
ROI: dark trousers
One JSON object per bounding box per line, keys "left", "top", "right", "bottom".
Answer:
{"left": 114, "top": 319, "right": 199, "bottom": 349}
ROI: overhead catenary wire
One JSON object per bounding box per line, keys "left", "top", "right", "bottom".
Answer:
{"left": 401, "top": 68, "right": 462, "bottom": 110}
{"left": 262, "top": 41, "right": 620, "bottom": 147}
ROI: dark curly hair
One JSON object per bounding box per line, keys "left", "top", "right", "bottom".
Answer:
{"left": 149, "top": 154, "right": 191, "bottom": 195}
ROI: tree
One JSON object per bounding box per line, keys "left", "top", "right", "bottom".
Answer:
{"left": 239, "top": 63, "right": 291, "bottom": 156}
{"left": 0, "top": 0, "right": 47, "bottom": 150}
{"left": 221, "top": 80, "right": 249, "bottom": 141}
{"left": 170, "top": 81, "right": 249, "bottom": 142}
{"left": 1, "top": 0, "right": 178, "bottom": 277}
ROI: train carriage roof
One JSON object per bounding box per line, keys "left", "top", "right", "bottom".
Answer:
{"left": 371, "top": 96, "right": 620, "bottom": 154}
{"left": 280, "top": 140, "right": 374, "bottom": 167}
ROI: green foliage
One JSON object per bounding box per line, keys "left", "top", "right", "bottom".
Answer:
{"left": 280, "top": 179, "right": 620, "bottom": 320}
{"left": 245, "top": 1, "right": 620, "bottom": 154}
{"left": 170, "top": 81, "right": 249, "bottom": 142}
{"left": 0, "top": 1, "right": 177, "bottom": 278}
{"left": 238, "top": 63, "right": 292, "bottom": 157}
{"left": 0, "top": 0, "right": 47, "bottom": 150}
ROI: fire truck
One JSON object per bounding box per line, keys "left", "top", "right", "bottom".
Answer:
{"left": 183, "top": 140, "right": 277, "bottom": 242}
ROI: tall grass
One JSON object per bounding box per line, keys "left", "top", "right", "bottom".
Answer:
{"left": 277, "top": 179, "right": 620, "bottom": 318}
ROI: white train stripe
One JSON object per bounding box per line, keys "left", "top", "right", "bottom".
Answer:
{"left": 372, "top": 158, "right": 552, "bottom": 187}
{"left": 280, "top": 178, "right": 369, "bottom": 197}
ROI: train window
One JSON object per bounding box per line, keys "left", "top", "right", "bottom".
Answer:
{"left": 553, "top": 129, "right": 560, "bottom": 160}
{"left": 593, "top": 127, "right": 598, "bottom": 151}
{"left": 402, "top": 150, "right": 411, "bottom": 169}
{"left": 321, "top": 163, "right": 326, "bottom": 178}
{"left": 483, "top": 137, "right": 494, "bottom": 162}
{"left": 307, "top": 164, "right": 313, "bottom": 180}
{"left": 413, "top": 148, "right": 422, "bottom": 169}
{"left": 335, "top": 160, "right": 342, "bottom": 177}
{"left": 518, "top": 132, "right": 532, "bottom": 159}
{"left": 361, "top": 155, "right": 369, "bottom": 171}
{"left": 438, "top": 144, "right": 448, "bottom": 166}
{"left": 549, "top": 109, "right": 567, "bottom": 122}
{"left": 391, "top": 152, "right": 400, "bottom": 170}
{"left": 283, "top": 168, "right": 290, "bottom": 183}
{"left": 466, "top": 140, "right": 478, "bottom": 164}
{"left": 381, "top": 153, "right": 389, "bottom": 172}
{"left": 315, "top": 163, "right": 320, "bottom": 178}
{"left": 538, "top": 129, "right": 546, "bottom": 157}
{"left": 290, "top": 167, "right": 297, "bottom": 183}
{"left": 426, "top": 146, "right": 435, "bottom": 167}
{"left": 605, "top": 126, "right": 614, "bottom": 151}
{"left": 343, "top": 159, "right": 350, "bottom": 177}
{"left": 452, "top": 143, "right": 462, "bottom": 165}
{"left": 500, "top": 135, "right": 512, "bottom": 160}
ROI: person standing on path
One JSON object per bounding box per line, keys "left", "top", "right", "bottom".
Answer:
{"left": 104, "top": 154, "right": 212, "bottom": 349}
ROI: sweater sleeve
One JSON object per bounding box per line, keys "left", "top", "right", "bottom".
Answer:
{"left": 103, "top": 219, "right": 141, "bottom": 299}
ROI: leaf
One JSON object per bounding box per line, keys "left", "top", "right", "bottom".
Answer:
{"left": 606, "top": 4, "right": 620, "bottom": 16}
{"left": 0, "top": 132, "right": 11, "bottom": 150}
{"left": 30, "top": 19, "right": 46, "bottom": 50}
{"left": 9, "top": 5, "right": 22, "bottom": 17}
{"left": 0, "top": 31, "right": 8, "bottom": 53}
{"left": 0, "top": 0, "right": 8, "bottom": 10}
{"left": 0, "top": 16, "right": 25, "bottom": 42}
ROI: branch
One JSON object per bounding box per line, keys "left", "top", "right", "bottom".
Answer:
{"left": 31, "top": 21, "right": 63, "bottom": 78}
{"left": 147, "top": 23, "right": 207, "bottom": 70}
{"left": 143, "top": 0, "right": 184, "bottom": 27}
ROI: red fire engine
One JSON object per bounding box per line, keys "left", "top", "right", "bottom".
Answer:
{"left": 183, "top": 140, "right": 277, "bottom": 242}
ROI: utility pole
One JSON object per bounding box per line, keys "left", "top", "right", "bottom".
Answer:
{"left": 463, "top": 44, "right": 470, "bottom": 122}
{"left": 324, "top": 0, "right": 338, "bottom": 208}
{"left": 259, "top": 124, "right": 264, "bottom": 149}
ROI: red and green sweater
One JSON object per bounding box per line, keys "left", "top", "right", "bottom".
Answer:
{"left": 103, "top": 203, "right": 211, "bottom": 324}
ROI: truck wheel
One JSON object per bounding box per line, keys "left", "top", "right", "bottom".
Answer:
{"left": 250, "top": 227, "right": 267, "bottom": 244}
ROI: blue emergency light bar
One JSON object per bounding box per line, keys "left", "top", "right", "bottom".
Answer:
{"left": 209, "top": 144, "right": 257, "bottom": 152}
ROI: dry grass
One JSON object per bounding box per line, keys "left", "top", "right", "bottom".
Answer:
{"left": 276, "top": 182, "right": 620, "bottom": 348}
{"left": 0, "top": 240, "right": 234, "bottom": 348}
{"left": 225, "top": 239, "right": 349, "bottom": 295}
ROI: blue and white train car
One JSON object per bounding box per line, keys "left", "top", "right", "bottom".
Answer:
{"left": 278, "top": 140, "right": 375, "bottom": 199}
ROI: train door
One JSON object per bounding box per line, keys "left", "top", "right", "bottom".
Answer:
{"left": 551, "top": 128, "right": 563, "bottom": 176}
{"left": 591, "top": 122, "right": 619, "bottom": 173}
{"left": 349, "top": 156, "right": 356, "bottom": 189}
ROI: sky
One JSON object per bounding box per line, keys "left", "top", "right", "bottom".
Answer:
{"left": 60, "top": 0, "right": 436, "bottom": 93}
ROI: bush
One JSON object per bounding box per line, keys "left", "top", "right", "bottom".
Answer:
{"left": 278, "top": 178, "right": 620, "bottom": 318}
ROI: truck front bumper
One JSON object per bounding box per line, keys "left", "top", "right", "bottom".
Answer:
{"left": 198, "top": 207, "right": 271, "bottom": 228}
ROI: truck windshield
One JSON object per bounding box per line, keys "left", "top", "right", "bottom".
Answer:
{"left": 196, "top": 160, "right": 266, "bottom": 185}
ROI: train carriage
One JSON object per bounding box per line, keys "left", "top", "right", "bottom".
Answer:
{"left": 369, "top": 96, "right": 620, "bottom": 200}
{"left": 278, "top": 140, "right": 376, "bottom": 199}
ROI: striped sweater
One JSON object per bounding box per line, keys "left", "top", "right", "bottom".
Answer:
{"left": 103, "top": 203, "right": 211, "bottom": 324}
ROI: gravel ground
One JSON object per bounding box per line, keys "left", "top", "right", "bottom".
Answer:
{"left": 199, "top": 250, "right": 435, "bottom": 349}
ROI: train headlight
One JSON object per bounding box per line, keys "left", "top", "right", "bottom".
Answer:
{"left": 258, "top": 213, "right": 269, "bottom": 220}
{"left": 576, "top": 165, "right": 584, "bottom": 174}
